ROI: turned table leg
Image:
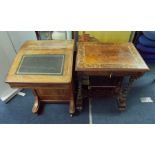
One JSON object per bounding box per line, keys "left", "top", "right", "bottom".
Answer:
{"left": 117, "top": 76, "right": 135, "bottom": 111}
{"left": 32, "top": 89, "right": 40, "bottom": 114}
{"left": 117, "top": 97, "right": 126, "bottom": 111}
{"left": 69, "top": 99, "right": 75, "bottom": 117}
{"left": 76, "top": 75, "right": 83, "bottom": 111}
{"left": 69, "top": 84, "right": 75, "bottom": 117}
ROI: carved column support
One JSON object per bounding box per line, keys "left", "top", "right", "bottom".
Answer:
{"left": 76, "top": 74, "right": 83, "bottom": 111}
{"left": 117, "top": 73, "right": 143, "bottom": 111}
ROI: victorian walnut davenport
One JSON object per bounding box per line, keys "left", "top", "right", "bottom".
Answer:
{"left": 76, "top": 42, "right": 150, "bottom": 111}
{"left": 6, "top": 40, "right": 75, "bottom": 116}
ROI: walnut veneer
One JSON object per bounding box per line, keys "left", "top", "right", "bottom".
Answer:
{"left": 6, "top": 40, "right": 75, "bottom": 116}
{"left": 75, "top": 42, "right": 150, "bottom": 111}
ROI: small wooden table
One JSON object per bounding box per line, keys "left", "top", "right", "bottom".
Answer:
{"left": 6, "top": 40, "right": 75, "bottom": 116}
{"left": 75, "top": 42, "right": 150, "bottom": 111}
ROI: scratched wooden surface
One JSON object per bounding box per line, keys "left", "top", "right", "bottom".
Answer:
{"left": 76, "top": 42, "right": 150, "bottom": 72}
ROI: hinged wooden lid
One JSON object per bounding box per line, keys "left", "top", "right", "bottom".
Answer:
{"left": 6, "top": 40, "right": 74, "bottom": 85}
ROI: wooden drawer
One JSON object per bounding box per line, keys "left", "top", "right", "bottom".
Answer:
{"left": 89, "top": 76, "right": 123, "bottom": 87}
{"left": 36, "top": 88, "right": 70, "bottom": 96}
{"left": 78, "top": 71, "right": 140, "bottom": 76}
{"left": 39, "top": 95, "right": 70, "bottom": 101}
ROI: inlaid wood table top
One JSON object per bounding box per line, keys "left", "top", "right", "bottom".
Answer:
{"left": 6, "top": 40, "right": 74, "bottom": 85}
{"left": 76, "top": 42, "right": 150, "bottom": 72}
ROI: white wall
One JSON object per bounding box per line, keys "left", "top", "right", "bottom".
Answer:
{"left": 66, "top": 31, "right": 72, "bottom": 40}
{"left": 52, "top": 31, "right": 72, "bottom": 40}
{"left": 0, "top": 32, "right": 17, "bottom": 100}
{"left": 0, "top": 31, "right": 37, "bottom": 102}
{"left": 7, "top": 31, "right": 36, "bottom": 52}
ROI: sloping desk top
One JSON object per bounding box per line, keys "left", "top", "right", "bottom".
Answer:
{"left": 6, "top": 40, "right": 74, "bottom": 87}
{"left": 76, "top": 42, "right": 149, "bottom": 72}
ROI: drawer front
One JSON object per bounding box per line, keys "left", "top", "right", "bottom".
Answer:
{"left": 36, "top": 88, "right": 70, "bottom": 96}
{"left": 78, "top": 71, "right": 138, "bottom": 76}
{"left": 89, "top": 76, "right": 123, "bottom": 87}
{"left": 39, "top": 95, "right": 70, "bottom": 101}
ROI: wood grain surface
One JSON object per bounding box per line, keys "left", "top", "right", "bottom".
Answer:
{"left": 76, "top": 42, "right": 150, "bottom": 72}
{"left": 6, "top": 40, "right": 75, "bottom": 115}
{"left": 6, "top": 40, "right": 74, "bottom": 85}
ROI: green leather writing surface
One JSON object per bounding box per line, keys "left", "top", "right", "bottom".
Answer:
{"left": 16, "top": 54, "right": 65, "bottom": 75}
